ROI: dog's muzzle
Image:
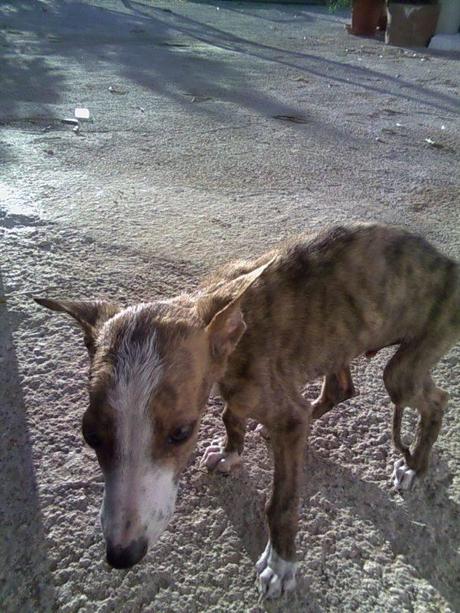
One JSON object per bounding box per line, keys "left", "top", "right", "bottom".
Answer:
{"left": 106, "top": 536, "right": 148, "bottom": 569}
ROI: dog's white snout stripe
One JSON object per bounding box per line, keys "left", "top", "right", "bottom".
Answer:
{"left": 102, "top": 465, "right": 178, "bottom": 549}
{"left": 100, "top": 311, "right": 178, "bottom": 550}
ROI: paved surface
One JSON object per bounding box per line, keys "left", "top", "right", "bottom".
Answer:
{"left": 1, "top": 1, "right": 459, "bottom": 611}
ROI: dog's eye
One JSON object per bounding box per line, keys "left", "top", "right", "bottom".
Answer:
{"left": 84, "top": 431, "right": 103, "bottom": 449}
{"left": 167, "top": 424, "right": 194, "bottom": 445}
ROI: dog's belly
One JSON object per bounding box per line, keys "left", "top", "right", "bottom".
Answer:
{"left": 297, "top": 333, "right": 402, "bottom": 381}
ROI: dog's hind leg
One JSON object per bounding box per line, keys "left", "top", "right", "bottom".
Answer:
{"left": 391, "top": 403, "right": 418, "bottom": 490}
{"left": 391, "top": 380, "right": 448, "bottom": 490}
{"left": 406, "top": 376, "right": 447, "bottom": 473}
{"left": 201, "top": 404, "right": 247, "bottom": 473}
{"left": 384, "top": 342, "right": 450, "bottom": 490}
{"left": 392, "top": 404, "right": 410, "bottom": 458}
{"left": 255, "top": 368, "right": 355, "bottom": 439}
{"left": 311, "top": 366, "right": 357, "bottom": 420}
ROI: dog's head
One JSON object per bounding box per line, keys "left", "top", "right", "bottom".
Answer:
{"left": 34, "top": 260, "right": 272, "bottom": 569}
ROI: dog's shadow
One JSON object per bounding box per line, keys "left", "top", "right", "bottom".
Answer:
{"left": 206, "top": 447, "right": 459, "bottom": 611}
{"left": 0, "top": 274, "right": 56, "bottom": 610}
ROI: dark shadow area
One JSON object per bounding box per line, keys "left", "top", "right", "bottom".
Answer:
{"left": 302, "top": 451, "right": 460, "bottom": 609}
{"left": 0, "top": 0, "right": 325, "bottom": 164}
{"left": 206, "top": 465, "right": 323, "bottom": 612}
{"left": 121, "top": 0, "right": 459, "bottom": 113}
{"left": 0, "top": 132, "right": 14, "bottom": 166}
{"left": 0, "top": 6, "right": 65, "bottom": 100}
{"left": 188, "top": 0, "right": 318, "bottom": 24}
{"left": 0, "top": 1, "right": 64, "bottom": 162}
{"left": 207, "top": 465, "right": 268, "bottom": 563}
{"left": 1, "top": 0, "right": 457, "bottom": 163}
{"left": 186, "top": 0, "right": 345, "bottom": 26}
{"left": 0, "top": 272, "right": 56, "bottom": 611}
{"left": 206, "top": 445, "right": 459, "bottom": 610}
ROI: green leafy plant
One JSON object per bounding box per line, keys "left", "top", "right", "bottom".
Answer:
{"left": 328, "top": 0, "right": 352, "bottom": 13}
{"left": 389, "top": 0, "right": 438, "bottom": 4}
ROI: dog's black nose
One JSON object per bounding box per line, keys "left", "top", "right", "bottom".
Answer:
{"left": 106, "top": 537, "right": 148, "bottom": 569}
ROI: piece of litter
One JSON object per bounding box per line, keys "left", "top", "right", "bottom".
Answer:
{"left": 62, "top": 118, "right": 79, "bottom": 126}
{"left": 73, "top": 125, "right": 80, "bottom": 134}
{"left": 273, "top": 114, "right": 309, "bottom": 124}
{"left": 108, "top": 86, "right": 128, "bottom": 95}
{"left": 159, "top": 42, "right": 189, "bottom": 48}
{"left": 42, "top": 125, "right": 52, "bottom": 132}
{"left": 410, "top": 520, "right": 427, "bottom": 529}
{"left": 375, "top": 137, "right": 384, "bottom": 143}
{"left": 441, "top": 125, "right": 446, "bottom": 130}
{"left": 188, "top": 95, "right": 212, "bottom": 103}
{"left": 138, "top": 106, "right": 145, "bottom": 113}
{"left": 75, "top": 107, "right": 90, "bottom": 120}
{"left": 396, "top": 122, "right": 403, "bottom": 127}
{"left": 424, "top": 138, "right": 446, "bottom": 149}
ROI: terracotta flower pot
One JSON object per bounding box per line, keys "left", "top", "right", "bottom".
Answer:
{"left": 386, "top": 3, "right": 441, "bottom": 47}
{"left": 351, "top": 0, "right": 386, "bottom": 36}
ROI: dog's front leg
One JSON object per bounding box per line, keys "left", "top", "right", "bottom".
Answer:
{"left": 202, "top": 404, "right": 246, "bottom": 473}
{"left": 257, "top": 406, "right": 309, "bottom": 599}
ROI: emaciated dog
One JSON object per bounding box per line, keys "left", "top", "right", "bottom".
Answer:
{"left": 35, "top": 223, "right": 460, "bottom": 598}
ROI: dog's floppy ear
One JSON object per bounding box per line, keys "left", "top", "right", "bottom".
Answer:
{"left": 202, "top": 258, "right": 276, "bottom": 360}
{"left": 33, "top": 298, "right": 120, "bottom": 355}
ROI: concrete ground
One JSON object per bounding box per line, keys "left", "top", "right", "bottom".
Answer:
{"left": 1, "top": 0, "right": 459, "bottom": 611}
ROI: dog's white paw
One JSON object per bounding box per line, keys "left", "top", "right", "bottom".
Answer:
{"left": 255, "top": 423, "right": 269, "bottom": 439}
{"left": 392, "top": 458, "right": 416, "bottom": 490}
{"left": 201, "top": 440, "right": 241, "bottom": 473}
{"left": 256, "top": 541, "right": 297, "bottom": 599}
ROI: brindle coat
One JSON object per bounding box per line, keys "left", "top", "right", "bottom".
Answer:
{"left": 35, "top": 223, "right": 460, "bottom": 597}
{"left": 198, "top": 224, "right": 459, "bottom": 563}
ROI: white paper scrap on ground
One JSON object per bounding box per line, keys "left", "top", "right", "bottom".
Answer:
{"left": 74, "top": 108, "right": 90, "bottom": 120}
